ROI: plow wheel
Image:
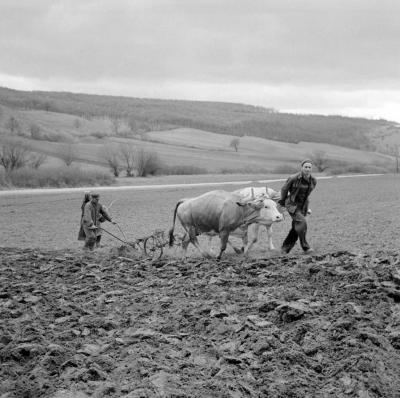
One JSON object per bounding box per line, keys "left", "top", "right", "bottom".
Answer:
{"left": 144, "top": 236, "right": 163, "bottom": 260}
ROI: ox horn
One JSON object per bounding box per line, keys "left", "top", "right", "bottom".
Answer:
{"left": 251, "top": 187, "right": 254, "bottom": 199}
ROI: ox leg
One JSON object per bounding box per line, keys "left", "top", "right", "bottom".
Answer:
{"left": 265, "top": 224, "right": 275, "bottom": 250}
{"left": 181, "top": 232, "right": 191, "bottom": 259}
{"left": 210, "top": 234, "right": 242, "bottom": 255}
{"left": 189, "top": 227, "right": 213, "bottom": 259}
{"left": 217, "top": 230, "right": 230, "bottom": 260}
{"left": 227, "top": 240, "right": 244, "bottom": 254}
{"left": 240, "top": 228, "right": 248, "bottom": 253}
{"left": 243, "top": 224, "right": 260, "bottom": 255}
{"left": 179, "top": 226, "right": 212, "bottom": 259}
{"left": 209, "top": 234, "right": 242, "bottom": 254}
{"left": 207, "top": 234, "right": 217, "bottom": 256}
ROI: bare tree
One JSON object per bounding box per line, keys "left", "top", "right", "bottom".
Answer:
{"left": 310, "top": 150, "right": 329, "bottom": 172}
{"left": 119, "top": 143, "right": 136, "bottom": 176}
{"left": 59, "top": 144, "right": 76, "bottom": 166}
{"left": 0, "top": 139, "right": 30, "bottom": 172}
{"left": 29, "top": 152, "right": 47, "bottom": 169}
{"left": 100, "top": 145, "right": 122, "bottom": 177}
{"left": 230, "top": 138, "right": 240, "bottom": 152}
{"left": 5, "top": 116, "right": 21, "bottom": 135}
{"left": 135, "top": 148, "right": 160, "bottom": 176}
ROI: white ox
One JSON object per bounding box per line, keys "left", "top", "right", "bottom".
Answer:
{"left": 226, "top": 186, "right": 283, "bottom": 253}
{"left": 168, "top": 190, "right": 269, "bottom": 259}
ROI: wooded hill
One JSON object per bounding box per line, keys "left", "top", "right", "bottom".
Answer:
{"left": 0, "top": 86, "right": 398, "bottom": 153}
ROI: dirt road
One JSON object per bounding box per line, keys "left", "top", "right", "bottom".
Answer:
{"left": 0, "top": 174, "right": 383, "bottom": 196}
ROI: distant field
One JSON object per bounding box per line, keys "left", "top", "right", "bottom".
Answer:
{"left": 148, "top": 128, "right": 393, "bottom": 166}
{"left": 0, "top": 103, "right": 396, "bottom": 174}
{"left": 2, "top": 126, "right": 394, "bottom": 175}
{"left": 0, "top": 107, "right": 112, "bottom": 141}
{"left": 1, "top": 175, "right": 399, "bottom": 256}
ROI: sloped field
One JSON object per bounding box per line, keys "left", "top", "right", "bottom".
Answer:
{"left": 148, "top": 128, "right": 392, "bottom": 166}
{"left": 1, "top": 248, "right": 400, "bottom": 397}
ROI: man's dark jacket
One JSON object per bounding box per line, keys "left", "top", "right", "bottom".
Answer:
{"left": 278, "top": 172, "right": 317, "bottom": 215}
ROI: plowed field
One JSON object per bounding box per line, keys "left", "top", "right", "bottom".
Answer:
{"left": 1, "top": 249, "right": 400, "bottom": 397}
{"left": 1, "top": 174, "right": 400, "bottom": 397}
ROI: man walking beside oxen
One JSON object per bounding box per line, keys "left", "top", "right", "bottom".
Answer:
{"left": 278, "top": 159, "right": 317, "bottom": 255}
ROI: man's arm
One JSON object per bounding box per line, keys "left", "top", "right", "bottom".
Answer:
{"left": 100, "top": 206, "right": 114, "bottom": 223}
{"left": 278, "top": 176, "right": 293, "bottom": 207}
{"left": 303, "top": 177, "right": 317, "bottom": 215}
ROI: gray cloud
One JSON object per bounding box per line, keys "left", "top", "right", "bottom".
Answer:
{"left": 0, "top": 0, "right": 399, "bottom": 121}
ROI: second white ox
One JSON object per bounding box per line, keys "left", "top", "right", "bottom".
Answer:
{"left": 168, "top": 189, "right": 271, "bottom": 259}
{"left": 230, "top": 186, "right": 284, "bottom": 253}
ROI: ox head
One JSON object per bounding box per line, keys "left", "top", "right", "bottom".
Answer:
{"left": 234, "top": 196, "right": 265, "bottom": 226}
{"left": 232, "top": 186, "right": 283, "bottom": 226}
{"left": 239, "top": 189, "right": 283, "bottom": 222}
{"left": 257, "top": 196, "right": 284, "bottom": 224}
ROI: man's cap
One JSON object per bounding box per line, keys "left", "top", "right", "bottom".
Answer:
{"left": 90, "top": 191, "right": 100, "bottom": 198}
{"left": 301, "top": 159, "right": 313, "bottom": 166}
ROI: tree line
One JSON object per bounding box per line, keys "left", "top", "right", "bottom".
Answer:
{"left": 0, "top": 137, "right": 167, "bottom": 178}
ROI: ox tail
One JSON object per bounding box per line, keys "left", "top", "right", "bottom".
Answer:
{"left": 169, "top": 200, "right": 184, "bottom": 247}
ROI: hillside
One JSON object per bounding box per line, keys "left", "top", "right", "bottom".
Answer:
{"left": 0, "top": 124, "right": 394, "bottom": 175}
{"left": 0, "top": 86, "right": 398, "bottom": 177}
{"left": 0, "top": 86, "right": 399, "bottom": 152}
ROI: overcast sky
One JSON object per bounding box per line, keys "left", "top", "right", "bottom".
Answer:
{"left": 0, "top": 0, "right": 399, "bottom": 122}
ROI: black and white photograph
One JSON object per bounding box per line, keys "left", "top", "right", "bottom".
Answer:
{"left": 1, "top": 1, "right": 400, "bottom": 396}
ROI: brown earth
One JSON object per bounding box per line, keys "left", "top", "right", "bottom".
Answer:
{"left": 1, "top": 247, "right": 400, "bottom": 398}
